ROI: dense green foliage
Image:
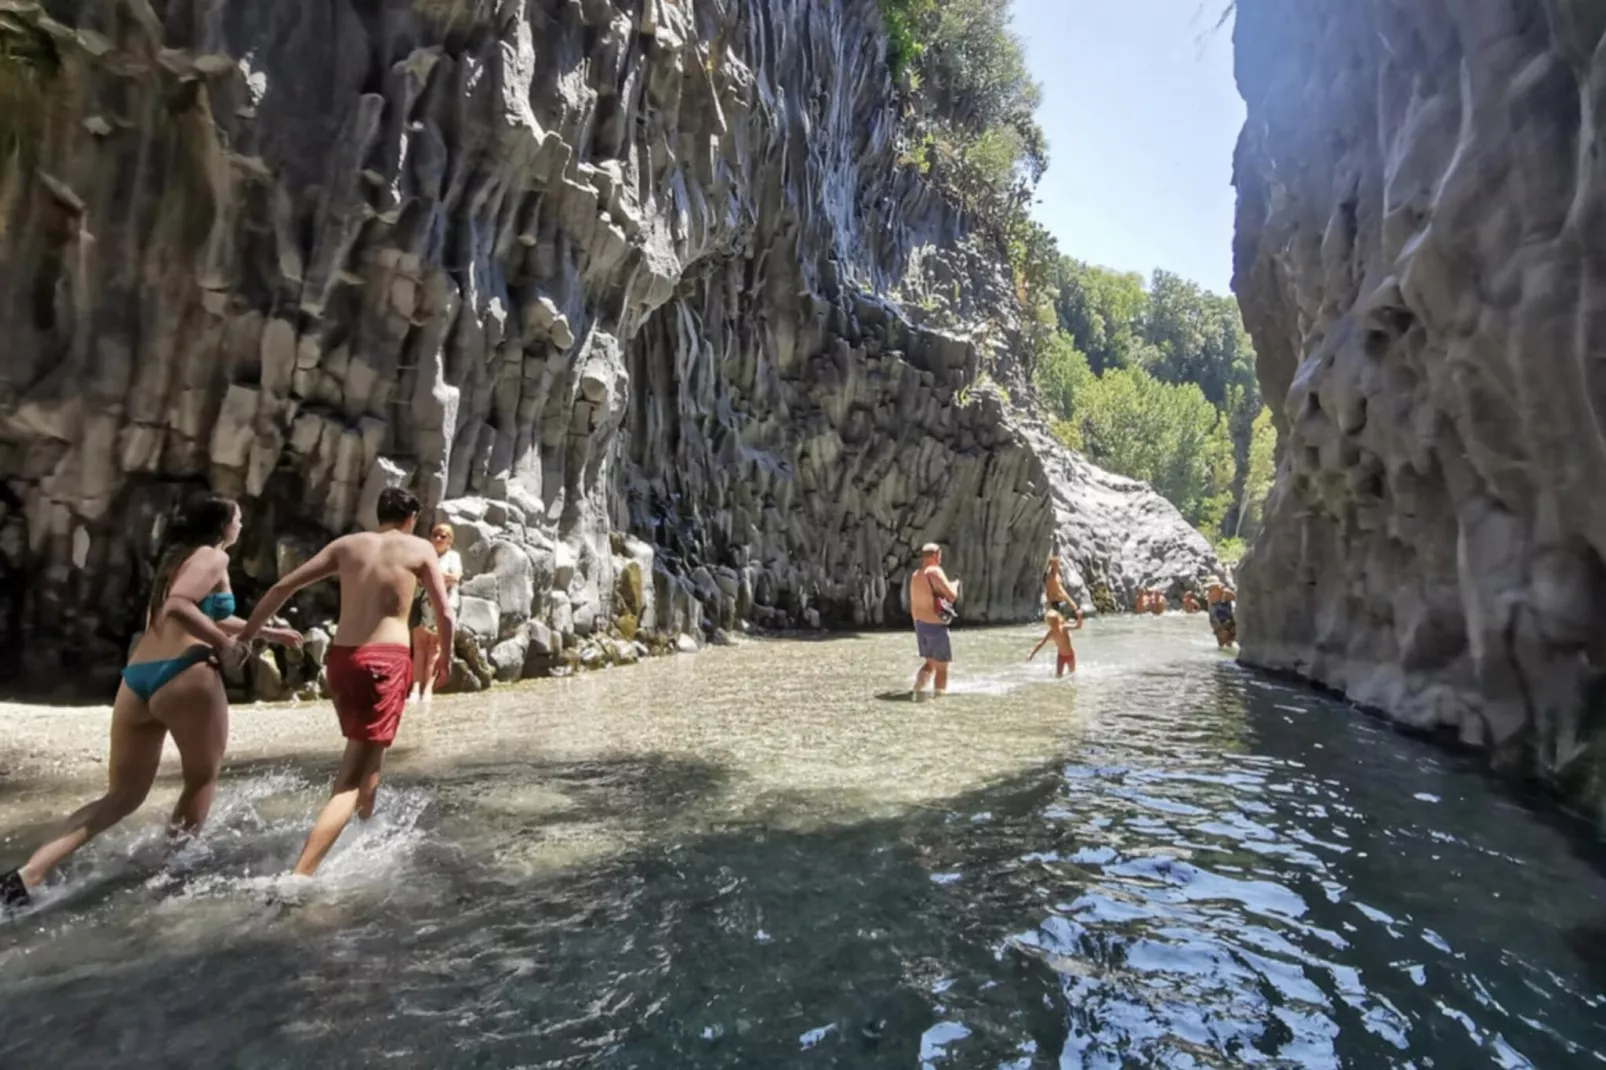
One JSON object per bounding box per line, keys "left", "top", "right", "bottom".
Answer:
{"left": 879, "top": 0, "right": 1049, "bottom": 307}
{"left": 1035, "top": 264, "right": 1277, "bottom": 543}
{"left": 1235, "top": 405, "right": 1278, "bottom": 538}
{"left": 873, "top": 0, "right": 1277, "bottom": 547}
{"left": 876, "top": 0, "right": 933, "bottom": 80}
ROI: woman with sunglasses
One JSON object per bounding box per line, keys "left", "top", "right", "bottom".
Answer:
{"left": 410, "top": 523, "right": 462, "bottom": 705}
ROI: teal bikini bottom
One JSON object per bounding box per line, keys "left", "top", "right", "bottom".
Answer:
{"left": 122, "top": 645, "right": 216, "bottom": 703}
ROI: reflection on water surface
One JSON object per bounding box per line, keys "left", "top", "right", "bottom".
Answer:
{"left": 2, "top": 617, "right": 1604, "bottom": 1068}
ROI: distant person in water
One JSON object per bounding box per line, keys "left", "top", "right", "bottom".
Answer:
{"left": 1182, "top": 590, "right": 1200, "bottom": 614}
{"left": 909, "top": 542, "right": 960, "bottom": 699}
{"left": 410, "top": 521, "right": 462, "bottom": 706}
{"left": 1, "top": 495, "right": 301, "bottom": 912}
{"left": 238, "top": 488, "right": 453, "bottom": 877}
{"left": 1149, "top": 590, "right": 1167, "bottom": 615}
{"left": 1133, "top": 589, "right": 1148, "bottom": 614}
{"left": 1206, "top": 579, "right": 1237, "bottom": 649}
{"left": 1043, "top": 554, "right": 1076, "bottom": 616}
{"left": 1029, "top": 608, "right": 1083, "bottom": 678}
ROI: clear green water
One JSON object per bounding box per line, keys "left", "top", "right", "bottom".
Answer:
{"left": 2, "top": 616, "right": 1604, "bottom": 1068}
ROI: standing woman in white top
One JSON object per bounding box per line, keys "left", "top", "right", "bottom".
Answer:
{"left": 411, "top": 522, "right": 462, "bottom": 704}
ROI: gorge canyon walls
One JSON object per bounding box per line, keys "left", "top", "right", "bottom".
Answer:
{"left": 0, "top": 0, "right": 1219, "bottom": 695}
{"left": 1233, "top": 0, "right": 1606, "bottom": 817}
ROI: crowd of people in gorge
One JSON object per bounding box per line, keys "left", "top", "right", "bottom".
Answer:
{"left": 1, "top": 488, "right": 1240, "bottom": 915}
{"left": 904, "top": 546, "right": 1236, "bottom": 700}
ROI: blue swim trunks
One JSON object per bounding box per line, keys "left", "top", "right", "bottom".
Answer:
{"left": 914, "top": 621, "right": 952, "bottom": 663}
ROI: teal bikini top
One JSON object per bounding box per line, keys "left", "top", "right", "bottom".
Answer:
{"left": 197, "top": 592, "right": 236, "bottom": 621}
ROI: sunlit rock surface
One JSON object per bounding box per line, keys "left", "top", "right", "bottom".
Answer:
{"left": 0, "top": 0, "right": 1218, "bottom": 692}
{"left": 1233, "top": 0, "right": 1606, "bottom": 814}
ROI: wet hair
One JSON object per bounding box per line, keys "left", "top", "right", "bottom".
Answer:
{"left": 147, "top": 493, "right": 237, "bottom": 622}
{"left": 1045, "top": 610, "right": 1063, "bottom": 625}
{"left": 376, "top": 487, "right": 420, "bottom": 525}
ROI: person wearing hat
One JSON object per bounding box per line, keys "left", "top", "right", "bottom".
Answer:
{"left": 909, "top": 543, "right": 961, "bottom": 697}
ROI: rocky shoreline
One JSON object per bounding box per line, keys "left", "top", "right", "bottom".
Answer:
{"left": 0, "top": 0, "right": 1221, "bottom": 700}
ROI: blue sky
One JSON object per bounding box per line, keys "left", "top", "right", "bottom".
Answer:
{"left": 1012, "top": 0, "right": 1244, "bottom": 296}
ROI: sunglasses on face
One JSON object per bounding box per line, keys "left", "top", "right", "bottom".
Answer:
{"left": 431, "top": 532, "right": 450, "bottom": 541}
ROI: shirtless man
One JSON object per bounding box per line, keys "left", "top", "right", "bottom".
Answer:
{"left": 909, "top": 543, "right": 960, "bottom": 698}
{"left": 1181, "top": 590, "right": 1200, "bottom": 614}
{"left": 1149, "top": 590, "right": 1167, "bottom": 615}
{"left": 238, "top": 488, "right": 453, "bottom": 876}
{"left": 1029, "top": 609, "right": 1084, "bottom": 677}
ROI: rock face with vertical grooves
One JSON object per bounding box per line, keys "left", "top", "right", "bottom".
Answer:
{"left": 1233, "top": 0, "right": 1606, "bottom": 817}
{"left": 0, "top": 0, "right": 1219, "bottom": 693}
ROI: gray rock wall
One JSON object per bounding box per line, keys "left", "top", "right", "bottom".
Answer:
{"left": 0, "top": 0, "right": 1219, "bottom": 691}
{"left": 1232, "top": 0, "right": 1606, "bottom": 816}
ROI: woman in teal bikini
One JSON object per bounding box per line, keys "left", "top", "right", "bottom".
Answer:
{"left": 1, "top": 495, "right": 300, "bottom": 909}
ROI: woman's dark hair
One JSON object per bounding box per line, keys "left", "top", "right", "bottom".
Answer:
{"left": 147, "top": 493, "right": 237, "bottom": 622}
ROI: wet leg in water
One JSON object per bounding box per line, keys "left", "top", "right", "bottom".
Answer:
{"left": 292, "top": 740, "right": 387, "bottom": 876}
{"left": 11, "top": 664, "right": 228, "bottom": 897}
{"left": 6, "top": 685, "right": 166, "bottom": 900}
{"left": 158, "top": 668, "right": 230, "bottom": 841}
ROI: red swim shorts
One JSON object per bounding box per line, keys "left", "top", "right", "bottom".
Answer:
{"left": 325, "top": 644, "right": 413, "bottom": 746}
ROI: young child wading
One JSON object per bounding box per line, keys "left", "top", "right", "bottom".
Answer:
{"left": 1029, "top": 608, "right": 1083, "bottom": 677}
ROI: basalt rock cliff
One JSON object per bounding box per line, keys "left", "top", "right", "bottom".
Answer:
{"left": 1233, "top": 0, "right": 1606, "bottom": 816}
{"left": 0, "top": 0, "right": 1219, "bottom": 695}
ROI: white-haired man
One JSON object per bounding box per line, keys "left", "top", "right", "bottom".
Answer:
{"left": 909, "top": 543, "right": 961, "bottom": 697}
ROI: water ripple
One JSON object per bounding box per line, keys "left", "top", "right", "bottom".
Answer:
{"left": 3, "top": 619, "right": 1606, "bottom": 1068}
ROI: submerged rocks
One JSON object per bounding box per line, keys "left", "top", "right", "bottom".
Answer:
{"left": 1232, "top": 0, "right": 1606, "bottom": 819}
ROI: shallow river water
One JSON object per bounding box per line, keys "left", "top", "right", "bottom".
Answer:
{"left": 2, "top": 616, "right": 1606, "bottom": 1068}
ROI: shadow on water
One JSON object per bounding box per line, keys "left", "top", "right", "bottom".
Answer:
{"left": 0, "top": 752, "right": 1080, "bottom": 1070}
{"left": 4, "top": 629, "right": 1606, "bottom": 1068}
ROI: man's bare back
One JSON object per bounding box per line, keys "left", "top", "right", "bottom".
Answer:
{"left": 327, "top": 530, "right": 439, "bottom": 648}
{"left": 238, "top": 487, "right": 453, "bottom": 878}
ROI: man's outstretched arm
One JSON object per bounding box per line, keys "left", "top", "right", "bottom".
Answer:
{"left": 238, "top": 543, "right": 342, "bottom": 642}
